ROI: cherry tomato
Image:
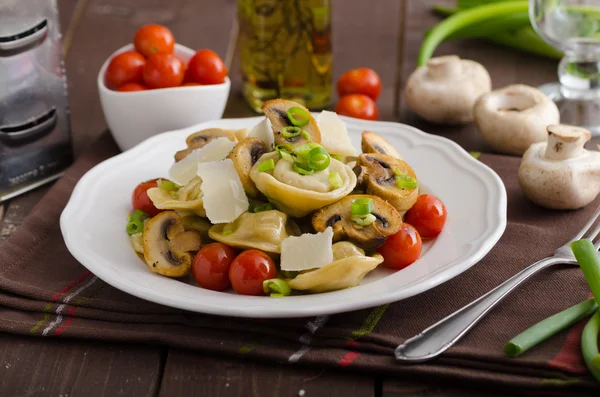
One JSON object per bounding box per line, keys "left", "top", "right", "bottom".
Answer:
{"left": 132, "top": 179, "right": 163, "bottom": 217}
{"left": 229, "top": 250, "right": 276, "bottom": 296}
{"left": 117, "top": 82, "right": 147, "bottom": 92}
{"left": 186, "top": 49, "right": 227, "bottom": 85}
{"left": 404, "top": 194, "right": 447, "bottom": 238}
{"left": 105, "top": 51, "right": 146, "bottom": 89}
{"left": 133, "top": 24, "right": 175, "bottom": 57}
{"left": 377, "top": 223, "right": 422, "bottom": 270}
{"left": 192, "top": 243, "right": 237, "bottom": 291}
{"left": 337, "top": 68, "right": 382, "bottom": 101}
{"left": 334, "top": 94, "right": 378, "bottom": 120}
{"left": 142, "top": 53, "right": 185, "bottom": 89}
{"left": 182, "top": 82, "right": 202, "bottom": 86}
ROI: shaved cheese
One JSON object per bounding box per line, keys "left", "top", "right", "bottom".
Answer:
{"left": 280, "top": 227, "right": 334, "bottom": 271}
{"left": 317, "top": 111, "right": 357, "bottom": 156}
{"left": 249, "top": 118, "right": 274, "bottom": 150}
{"left": 169, "top": 138, "right": 236, "bottom": 185}
{"left": 196, "top": 159, "right": 249, "bottom": 223}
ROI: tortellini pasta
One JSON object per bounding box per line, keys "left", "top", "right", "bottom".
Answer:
{"left": 147, "top": 177, "right": 206, "bottom": 217}
{"left": 209, "top": 210, "right": 301, "bottom": 253}
{"left": 287, "top": 242, "right": 383, "bottom": 293}
{"left": 249, "top": 152, "right": 357, "bottom": 217}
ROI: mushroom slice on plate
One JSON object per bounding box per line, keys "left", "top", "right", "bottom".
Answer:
{"left": 361, "top": 131, "right": 402, "bottom": 159}
{"left": 262, "top": 99, "right": 321, "bottom": 147}
{"left": 312, "top": 194, "right": 402, "bottom": 250}
{"left": 228, "top": 138, "right": 269, "bottom": 198}
{"left": 355, "top": 153, "right": 419, "bottom": 214}
{"left": 143, "top": 211, "right": 201, "bottom": 277}
{"left": 174, "top": 128, "right": 249, "bottom": 162}
{"left": 147, "top": 176, "right": 206, "bottom": 217}
{"left": 209, "top": 210, "right": 301, "bottom": 253}
{"left": 287, "top": 241, "right": 383, "bottom": 293}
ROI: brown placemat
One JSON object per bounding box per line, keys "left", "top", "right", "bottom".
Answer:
{"left": 0, "top": 132, "right": 598, "bottom": 394}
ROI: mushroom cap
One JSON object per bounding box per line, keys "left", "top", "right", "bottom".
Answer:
{"left": 174, "top": 128, "right": 248, "bottom": 162}
{"left": 355, "top": 153, "right": 419, "bottom": 214}
{"left": 312, "top": 194, "right": 402, "bottom": 250}
{"left": 142, "top": 211, "right": 201, "bottom": 277}
{"left": 262, "top": 99, "right": 321, "bottom": 147}
{"left": 405, "top": 55, "right": 491, "bottom": 124}
{"left": 228, "top": 138, "right": 268, "bottom": 199}
{"left": 361, "top": 131, "right": 403, "bottom": 159}
{"left": 474, "top": 84, "right": 560, "bottom": 156}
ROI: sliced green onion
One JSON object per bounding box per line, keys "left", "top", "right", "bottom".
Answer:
{"left": 571, "top": 240, "right": 600, "bottom": 307}
{"left": 222, "top": 225, "right": 234, "bottom": 236}
{"left": 287, "top": 107, "right": 310, "bottom": 127}
{"left": 280, "top": 270, "right": 299, "bottom": 279}
{"left": 157, "top": 179, "right": 180, "bottom": 192}
{"left": 253, "top": 203, "right": 274, "bottom": 213}
{"left": 504, "top": 298, "right": 598, "bottom": 358}
{"left": 293, "top": 162, "right": 315, "bottom": 175}
{"left": 282, "top": 126, "right": 302, "bottom": 139}
{"left": 263, "top": 278, "right": 292, "bottom": 298}
{"left": 396, "top": 174, "right": 418, "bottom": 189}
{"left": 126, "top": 220, "right": 144, "bottom": 235}
{"left": 130, "top": 209, "right": 149, "bottom": 223}
{"left": 307, "top": 147, "right": 331, "bottom": 171}
{"left": 276, "top": 143, "right": 294, "bottom": 152}
{"left": 293, "top": 142, "right": 323, "bottom": 161}
{"left": 329, "top": 172, "right": 342, "bottom": 189}
{"left": 332, "top": 155, "right": 343, "bottom": 161}
{"left": 280, "top": 151, "right": 294, "bottom": 162}
{"left": 351, "top": 198, "right": 374, "bottom": 216}
{"left": 258, "top": 159, "right": 276, "bottom": 172}
{"left": 394, "top": 168, "right": 406, "bottom": 176}
{"left": 351, "top": 214, "right": 377, "bottom": 226}
{"left": 302, "top": 130, "right": 311, "bottom": 140}
{"left": 582, "top": 311, "right": 600, "bottom": 382}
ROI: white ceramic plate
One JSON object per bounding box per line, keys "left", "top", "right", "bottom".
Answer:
{"left": 60, "top": 116, "right": 507, "bottom": 318}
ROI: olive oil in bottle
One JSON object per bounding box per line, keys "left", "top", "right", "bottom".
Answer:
{"left": 238, "top": 0, "right": 333, "bottom": 112}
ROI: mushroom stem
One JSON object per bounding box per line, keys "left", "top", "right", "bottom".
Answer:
{"left": 544, "top": 124, "right": 591, "bottom": 161}
{"left": 426, "top": 55, "right": 461, "bottom": 80}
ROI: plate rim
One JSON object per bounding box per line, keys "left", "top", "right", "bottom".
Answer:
{"left": 60, "top": 116, "right": 507, "bottom": 318}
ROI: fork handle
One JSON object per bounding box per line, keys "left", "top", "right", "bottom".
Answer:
{"left": 395, "top": 257, "right": 566, "bottom": 362}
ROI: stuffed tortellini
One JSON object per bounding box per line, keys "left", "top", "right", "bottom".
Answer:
{"left": 287, "top": 242, "right": 383, "bottom": 293}
{"left": 147, "top": 177, "right": 206, "bottom": 217}
{"left": 209, "top": 210, "right": 301, "bottom": 253}
{"left": 249, "top": 152, "right": 357, "bottom": 218}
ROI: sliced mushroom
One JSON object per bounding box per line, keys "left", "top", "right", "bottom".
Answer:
{"left": 143, "top": 211, "right": 201, "bottom": 277}
{"left": 361, "top": 131, "right": 402, "bottom": 159}
{"left": 174, "top": 128, "right": 247, "bottom": 162}
{"left": 228, "top": 138, "right": 268, "bottom": 198}
{"left": 262, "top": 99, "right": 321, "bottom": 146}
{"left": 312, "top": 194, "right": 402, "bottom": 250}
{"left": 355, "top": 153, "right": 419, "bottom": 214}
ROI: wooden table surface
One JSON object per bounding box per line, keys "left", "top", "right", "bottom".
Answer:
{"left": 0, "top": 1, "right": 560, "bottom": 396}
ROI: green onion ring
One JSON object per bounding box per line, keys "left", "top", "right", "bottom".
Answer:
{"left": 396, "top": 174, "right": 418, "bottom": 189}
{"left": 282, "top": 126, "right": 302, "bottom": 139}
{"left": 287, "top": 107, "right": 310, "bottom": 127}
{"left": 258, "top": 159, "right": 276, "bottom": 172}
{"left": 157, "top": 179, "right": 181, "bottom": 192}
{"left": 329, "top": 172, "right": 342, "bottom": 189}
{"left": 307, "top": 147, "right": 330, "bottom": 171}
{"left": 293, "top": 162, "right": 315, "bottom": 175}
{"left": 130, "top": 209, "right": 149, "bottom": 223}
{"left": 351, "top": 198, "right": 374, "bottom": 216}
{"left": 126, "top": 220, "right": 144, "bottom": 235}
{"left": 263, "top": 278, "right": 292, "bottom": 297}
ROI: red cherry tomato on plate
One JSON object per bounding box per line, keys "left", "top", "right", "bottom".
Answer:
{"left": 377, "top": 223, "right": 422, "bottom": 270}
{"left": 192, "top": 243, "right": 237, "bottom": 291}
{"left": 117, "top": 82, "right": 147, "bottom": 92}
{"left": 142, "top": 53, "right": 185, "bottom": 89}
{"left": 132, "top": 179, "right": 163, "bottom": 217}
{"left": 337, "top": 68, "right": 382, "bottom": 101}
{"left": 133, "top": 24, "right": 175, "bottom": 57}
{"left": 186, "top": 49, "right": 227, "bottom": 85}
{"left": 229, "top": 250, "right": 276, "bottom": 296}
{"left": 105, "top": 51, "right": 146, "bottom": 89}
{"left": 334, "top": 94, "right": 378, "bottom": 120}
{"left": 404, "top": 194, "right": 447, "bottom": 238}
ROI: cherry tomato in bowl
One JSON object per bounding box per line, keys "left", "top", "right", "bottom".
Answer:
{"left": 134, "top": 24, "right": 175, "bottom": 57}
{"left": 142, "top": 53, "right": 185, "bottom": 89}
{"left": 404, "top": 194, "right": 447, "bottom": 238}
{"left": 192, "top": 243, "right": 237, "bottom": 291}
{"left": 229, "top": 250, "right": 276, "bottom": 296}
{"left": 186, "top": 49, "right": 227, "bottom": 85}
{"left": 377, "top": 223, "right": 422, "bottom": 270}
{"left": 118, "top": 82, "right": 147, "bottom": 92}
{"left": 105, "top": 51, "right": 146, "bottom": 89}
{"left": 334, "top": 94, "right": 378, "bottom": 120}
{"left": 132, "top": 179, "right": 163, "bottom": 217}
{"left": 337, "top": 67, "right": 382, "bottom": 101}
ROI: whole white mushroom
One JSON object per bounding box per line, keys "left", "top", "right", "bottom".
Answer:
{"left": 519, "top": 124, "right": 600, "bottom": 210}
{"left": 404, "top": 55, "right": 491, "bottom": 124}
{"left": 474, "top": 84, "right": 560, "bottom": 156}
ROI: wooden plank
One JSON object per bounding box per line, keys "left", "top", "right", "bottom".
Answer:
{"left": 0, "top": 333, "right": 164, "bottom": 397}
{"left": 159, "top": 351, "right": 375, "bottom": 397}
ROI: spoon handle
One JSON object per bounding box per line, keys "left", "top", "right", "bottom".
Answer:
{"left": 395, "top": 257, "right": 565, "bottom": 362}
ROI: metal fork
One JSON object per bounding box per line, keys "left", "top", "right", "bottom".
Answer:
{"left": 395, "top": 206, "right": 600, "bottom": 362}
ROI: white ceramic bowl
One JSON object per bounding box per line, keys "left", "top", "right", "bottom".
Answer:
{"left": 97, "top": 43, "right": 231, "bottom": 151}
